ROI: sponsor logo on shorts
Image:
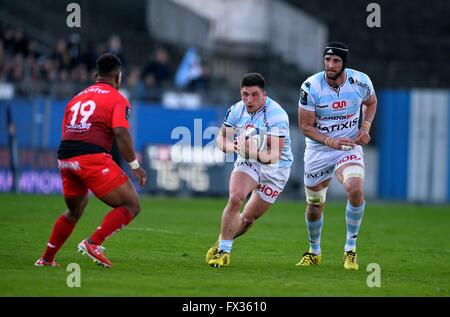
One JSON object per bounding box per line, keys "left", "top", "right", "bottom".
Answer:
{"left": 305, "top": 169, "right": 331, "bottom": 179}
{"left": 258, "top": 184, "right": 279, "bottom": 199}
{"left": 237, "top": 161, "right": 251, "bottom": 167}
{"left": 336, "top": 154, "right": 362, "bottom": 165}
{"left": 236, "top": 161, "right": 258, "bottom": 174}
{"left": 58, "top": 160, "right": 80, "bottom": 170}
{"left": 102, "top": 168, "right": 110, "bottom": 175}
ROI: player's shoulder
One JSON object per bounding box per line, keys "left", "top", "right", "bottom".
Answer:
{"left": 105, "top": 85, "right": 130, "bottom": 104}
{"left": 301, "top": 71, "right": 324, "bottom": 92}
{"left": 115, "top": 90, "right": 130, "bottom": 106}
{"left": 223, "top": 100, "right": 245, "bottom": 125}
{"left": 266, "top": 97, "right": 289, "bottom": 119}
{"left": 228, "top": 100, "right": 245, "bottom": 113}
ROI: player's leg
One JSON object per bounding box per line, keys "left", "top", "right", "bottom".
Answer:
{"left": 233, "top": 191, "right": 271, "bottom": 239}
{"left": 77, "top": 154, "right": 139, "bottom": 268}
{"left": 90, "top": 179, "right": 141, "bottom": 243}
{"left": 36, "top": 170, "right": 89, "bottom": 267}
{"left": 335, "top": 162, "right": 365, "bottom": 270}
{"left": 296, "top": 179, "right": 331, "bottom": 267}
{"left": 234, "top": 167, "right": 290, "bottom": 238}
{"left": 208, "top": 171, "right": 257, "bottom": 267}
{"left": 297, "top": 148, "right": 337, "bottom": 267}
{"left": 220, "top": 170, "right": 257, "bottom": 249}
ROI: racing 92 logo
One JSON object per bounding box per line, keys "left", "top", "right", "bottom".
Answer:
{"left": 332, "top": 100, "right": 347, "bottom": 110}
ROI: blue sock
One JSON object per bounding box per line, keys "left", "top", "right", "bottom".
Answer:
{"left": 345, "top": 200, "right": 365, "bottom": 252}
{"left": 218, "top": 239, "right": 233, "bottom": 253}
{"left": 305, "top": 213, "right": 323, "bottom": 255}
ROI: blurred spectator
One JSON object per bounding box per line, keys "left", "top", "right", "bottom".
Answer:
{"left": 0, "top": 40, "right": 5, "bottom": 77}
{"left": 67, "top": 33, "right": 82, "bottom": 68}
{"left": 125, "top": 65, "right": 141, "bottom": 96}
{"left": 139, "top": 47, "right": 173, "bottom": 102}
{"left": 107, "top": 35, "right": 125, "bottom": 66}
{"left": 52, "top": 39, "right": 71, "bottom": 70}
{"left": 40, "top": 58, "right": 58, "bottom": 82}
{"left": 2, "top": 28, "right": 16, "bottom": 55}
{"left": 12, "top": 29, "right": 29, "bottom": 56}
{"left": 187, "top": 60, "right": 210, "bottom": 92}
{"left": 0, "top": 25, "right": 182, "bottom": 100}
{"left": 175, "top": 47, "right": 209, "bottom": 92}
{"left": 81, "top": 40, "right": 98, "bottom": 70}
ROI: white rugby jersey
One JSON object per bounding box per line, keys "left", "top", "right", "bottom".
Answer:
{"left": 298, "top": 68, "right": 375, "bottom": 151}
{"left": 223, "top": 97, "right": 293, "bottom": 169}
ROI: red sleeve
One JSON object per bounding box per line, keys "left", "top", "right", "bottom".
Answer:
{"left": 112, "top": 99, "right": 130, "bottom": 129}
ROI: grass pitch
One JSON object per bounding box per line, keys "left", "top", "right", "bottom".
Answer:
{"left": 0, "top": 193, "right": 449, "bottom": 297}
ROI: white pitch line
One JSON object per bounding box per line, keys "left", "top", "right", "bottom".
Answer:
{"left": 125, "top": 226, "right": 186, "bottom": 235}
{"left": 125, "top": 226, "right": 283, "bottom": 241}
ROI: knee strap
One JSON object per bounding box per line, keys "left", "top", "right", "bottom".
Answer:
{"left": 305, "top": 187, "right": 328, "bottom": 205}
{"left": 342, "top": 165, "right": 365, "bottom": 183}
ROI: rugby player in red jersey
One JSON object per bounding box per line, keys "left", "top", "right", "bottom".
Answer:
{"left": 35, "top": 53, "right": 147, "bottom": 268}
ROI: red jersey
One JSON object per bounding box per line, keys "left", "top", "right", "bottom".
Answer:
{"left": 58, "top": 82, "right": 130, "bottom": 159}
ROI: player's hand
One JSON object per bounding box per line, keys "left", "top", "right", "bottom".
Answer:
{"left": 235, "top": 134, "right": 258, "bottom": 159}
{"left": 355, "top": 128, "right": 371, "bottom": 146}
{"left": 330, "top": 137, "right": 356, "bottom": 150}
{"left": 233, "top": 138, "right": 239, "bottom": 153}
{"left": 235, "top": 133, "right": 248, "bottom": 157}
{"left": 132, "top": 167, "right": 147, "bottom": 188}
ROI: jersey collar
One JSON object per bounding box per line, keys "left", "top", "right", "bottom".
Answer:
{"left": 323, "top": 70, "right": 347, "bottom": 90}
{"left": 95, "top": 81, "right": 115, "bottom": 89}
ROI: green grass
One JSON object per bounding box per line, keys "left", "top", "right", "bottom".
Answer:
{"left": 0, "top": 193, "right": 449, "bottom": 296}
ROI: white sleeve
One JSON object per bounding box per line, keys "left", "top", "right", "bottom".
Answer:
{"left": 298, "top": 80, "right": 316, "bottom": 112}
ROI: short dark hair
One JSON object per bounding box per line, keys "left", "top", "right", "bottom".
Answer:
{"left": 240, "top": 72, "right": 265, "bottom": 90}
{"left": 96, "top": 53, "right": 122, "bottom": 77}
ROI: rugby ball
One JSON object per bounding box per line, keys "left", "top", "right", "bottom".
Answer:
{"left": 244, "top": 127, "right": 267, "bottom": 151}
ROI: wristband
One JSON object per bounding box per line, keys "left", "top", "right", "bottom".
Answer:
{"left": 128, "top": 159, "right": 140, "bottom": 170}
{"left": 329, "top": 138, "right": 335, "bottom": 148}
{"left": 361, "top": 121, "right": 371, "bottom": 132}
{"left": 325, "top": 137, "right": 334, "bottom": 148}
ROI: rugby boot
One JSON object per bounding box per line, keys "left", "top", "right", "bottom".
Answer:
{"left": 296, "top": 250, "right": 321, "bottom": 267}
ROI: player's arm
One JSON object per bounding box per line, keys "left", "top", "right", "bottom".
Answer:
{"left": 257, "top": 135, "right": 284, "bottom": 164}
{"left": 298, "top": 108, "right": 355, "bottom": 150}
{"left": 216, "top": 124, "right": 236, "bottom": 153}
{"left": 113, "top": 126, "right": 147, "bottom": 187}
{"left": 355, "top": 92, "right": 377, "bottom": 146}
{"left": 235, "top": 133, "right": 283, "bottom": 163}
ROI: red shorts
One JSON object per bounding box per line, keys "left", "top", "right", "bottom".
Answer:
{"left": 59, "top": 153, "right": 128, "bottom": 198}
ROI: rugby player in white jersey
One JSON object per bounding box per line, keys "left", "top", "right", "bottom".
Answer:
{"left": 206, "top": 73, "right": 293, "bottom": 268}
{"left": 297, "top": 42, "right": 377, "bottom": 270}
